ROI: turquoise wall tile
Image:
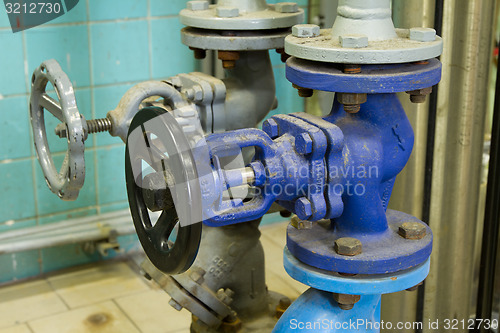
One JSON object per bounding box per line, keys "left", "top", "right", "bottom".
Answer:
{"left": 150, "top": 0, "right": 188, "bottom": 17}
{"left": 88, "top": 0, "right": 147, "bottom": 21}
{"left": 51, "top": 0, "right": 88, "bottom": 24}
{"left": 100, "top": 201, "right": 129, "bottom": 213}
{"left": 0, "top": 250, "right": 40, "bottom": 284}
{"left": 38, "top": 207, "right": 98, "bottom": 225}
{"left": 93, "top": 83, "right": 133, "bottom": 146}
{"left": 90, "top": 20, "right": 149, "bottom": 85}
{"left": 0, "top": 159, "right": 36, "bottom": 223}
{"left": 25, "top": 25, "right": 91, "bottom": 88}
{"left": 261, "top": 212, "right": 289, "bottom": 226}
{"left": 35, "top": 150, "right": 97, "bottom": 215}
{"left": 0, "top": 30, "right": 26, "bottom": 95}
{"left": 150, "top": 17, "right": 195, "bottom": 79}
{"left": 0, "top": 96, "right": 32, "bottom": 160}
{"left": 0, "top": 5, "right": 10, "bottom": 28}
{"left": 41, "top": 88, "right": 92, "bottom": 154}
{"left": 95, "top": 145, "right": 126, "bottom": 205}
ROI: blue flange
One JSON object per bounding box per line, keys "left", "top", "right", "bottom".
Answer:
{"left": 286, "top": 57, "right": 441, "bottom": 93}
{"left": 287, "top": 209, "right": 432, "bottom": 275}
{"left": 283, "top": 247, "right": 430, "bottom": 294}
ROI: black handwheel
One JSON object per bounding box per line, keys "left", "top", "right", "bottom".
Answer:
{"left": 125, "top": 107, "right": 202, "bottom": 275}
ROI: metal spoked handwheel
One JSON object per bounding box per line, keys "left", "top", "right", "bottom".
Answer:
{"left": 30, "top": 59, "right": 86, "bottom": 200}
{"left": 125, "top": 107, "right": 202, "bottom": 275}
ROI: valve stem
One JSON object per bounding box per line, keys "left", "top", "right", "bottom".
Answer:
{"left": 55, "top": 117, "right": 112, "bottom": 138}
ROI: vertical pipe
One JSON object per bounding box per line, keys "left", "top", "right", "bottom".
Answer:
{"left": 423, "top": 1, "right": 496, "bottom": 332}
{"left": 384, "top": 1, "right": 436, "bottom": 332}
{"left": 475, "top": 46, "right": 500, "bottom": 333}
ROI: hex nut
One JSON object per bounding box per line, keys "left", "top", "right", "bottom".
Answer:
{"left": 292, "top": 83, "right": 314, "bottom": 98}
{"left": 292, "top": 24, "right": 320, "bottom": 38}
{"left": 263, "top": 118, "right": 279, "bottom": 139}
{"left": 295, "top": 133, "right": 313, "bottom": 154}
{"left": 276, "top": 297, "right": 292, "bottom": 318}
{"left": 275, "top": 2, "right": 299, "bottom": 13}
{"left": 187, "top": 0, "right": 209, "bottom": 11}
{"left": 189, "top": 267, "right": 206, "bottom": 284}
{"left": 409, "top": 27, "right": 436, "bottom": 42}
{"left": 334, "top": 237, "right": 362, "bottom": 256}
{"left": 295, "top": 197, "right": 313, "bottom": 220}
{"left": 142, "top": 172, "right": 173, "bottom": 212}
{"left": 339, "top": 34, "right": 368, "bottom": 48}
{"left": 399, "top": 222, "right": 427, "bottom": 240}
{"left": 216, "top": 6, "right": 239, "bottom": 18}
{"left": 406, "top": 87, "right": 432, "bottom": 103}
{"left": 333, "top": 293, "right": 361, "bottom": 310}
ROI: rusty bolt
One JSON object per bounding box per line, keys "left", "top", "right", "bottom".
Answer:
{"left": 337, "top": 93, "right": 367, "bottom": 113}
{"left": 398, "top": 222, "right": 427, "bottom": 240}
{"left": 189, "top": 47, "right": 206, "bottom": 60}
{"left": 216, "top": 6, "right": 239, "bottom": 18}
{"left": 406, "top": 87, "right": 432, "bottom": 103}
{"left": 275, "top": 2, "right": 299, "bottom": 13}
{"left": 168, "top": 298, "right": 183, "bottom": 311}
{"left": 409, "top": 27, "right": 436, "bottom": 42}
{"left": 276, "top": 48, "right": 290, "bottom": 63}
{"left": 290, "top": 215, "right": 313, "bottom": 230}
{"left": 187, "top": 1, "right": 209, "bottom": 11}
{"left": 218, "top": 50, "right": 240, "bottom": 69}
{"left": 292, "top": 24, "right": 320, "bottom": 38}
{"left": 333, "top": 293, "right": 361, "bottom": 310}
{"left": 406, "top": 281, "right": 423, "bottom": 291}
{"left": 295, "top": 133, "right": 313, "bottom": 154}
{"left": 292, "top": 83, "right": 313, "bottom": 98}
{"left": 220, "top": 313, "right": 242, "bottom": 333}
{"left": 275, "top": 297, "right": 292, "bottom": 318}
{"left": 343, "top": 64, "right": 362, "bottom": 74}
{"left": 280, "top": 210, "right": 292, "bottom": 218}
{"left": 334, "top": 237, "right": 362, "bottom": 256}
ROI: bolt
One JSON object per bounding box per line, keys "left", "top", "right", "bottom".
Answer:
{"left": 333, "top": 293, "right": 361, "bottom": 310}
{"left": 220, "top": 313, "right": 242, "bottom": 333}
{"left": 292, "top": 24, "right": 320, "bottom": 38}
{"left": 143, "top": 272, "right": 152, "bottom": 280}
{"left": 216, "top": 6, "right": 239, "bottom": 18}
{"left": 189, "top": 47, "right": 206, "bottom": 59}
{"left": 216, "top": 288, "right": 234, "bottom": 305}
{"left": 55, "top": 117, "right": 112, "bottom": 138}
{"left": 339, "top": 34, "right": 368, "bottom": 48}
{"left": 337, "top": 93, "right": 367, "bottom": 113}
{"left": 406, "top": 282, "right": 423, "bottom": 291}
{"left": 275, "top": 2, "right": 299, "bottom": 13}
{"left": 334, "top": 237, "right": 362, "bottom": 256}
{"left": 292, "top": 83, "right": 313, "bottom": 98}
{"left": 398, "top": 221, "right": 427, "bottom": 240}
{"left": 409, "top": 27, "right": 436, "bottom": 42}
{"left": 218, "top": 50, "right": 240, "bottom": 69}
{"left": 276, "top": 297, "right": 292, "bottom": 318}
{"left": 290, "top": 215, "right": 313, "bottom": 230}
{"left": 406, "top": 87, "right": 432, "bottom": 103}
{"left": 343, "top": 64, "right": 362, "bottom": 74}
{"left": 262, "top": 118, "right": 279, "bottom": 139}
{"left": 187, "top": 0, "right": 209, "bottom": 11}
{"left": 295, "top": 197, "right": 313, "bottom": 220}
{"left": 295, "top": 133, "right": 313, "bottom": 154}
{"left": 169, "top": 298, "right": 183, "bottom": 311}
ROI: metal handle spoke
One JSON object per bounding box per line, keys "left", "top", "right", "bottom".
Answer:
{"left": 40, "top": 93, "right": 64, "bottom": 122}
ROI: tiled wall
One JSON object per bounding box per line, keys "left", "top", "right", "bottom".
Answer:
{"left": 0, "top": 0, "right": 308, "bottom": 283}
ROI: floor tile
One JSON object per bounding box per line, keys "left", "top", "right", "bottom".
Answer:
{"left": 28, "top": 300, "right": 139, "bottom": 333}
{"left": 0, "top": 280, "right": 67, "bottom": 329}
{"left": 47, "top": 262, "right": 149, "bottom": 308}
{"left": 0, "top": 324, "right": 32, "bottom": 333}
{"left": 115, "top": 289, "right": 191, "bottom": 333}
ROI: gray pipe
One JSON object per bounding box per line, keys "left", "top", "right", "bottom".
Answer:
{"left": 222, "top": 51, "right": 276, "bottom": 131}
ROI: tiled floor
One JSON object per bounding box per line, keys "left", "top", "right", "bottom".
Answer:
{"left": 0, "top": 222, "right": 307, "bottom": 333}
